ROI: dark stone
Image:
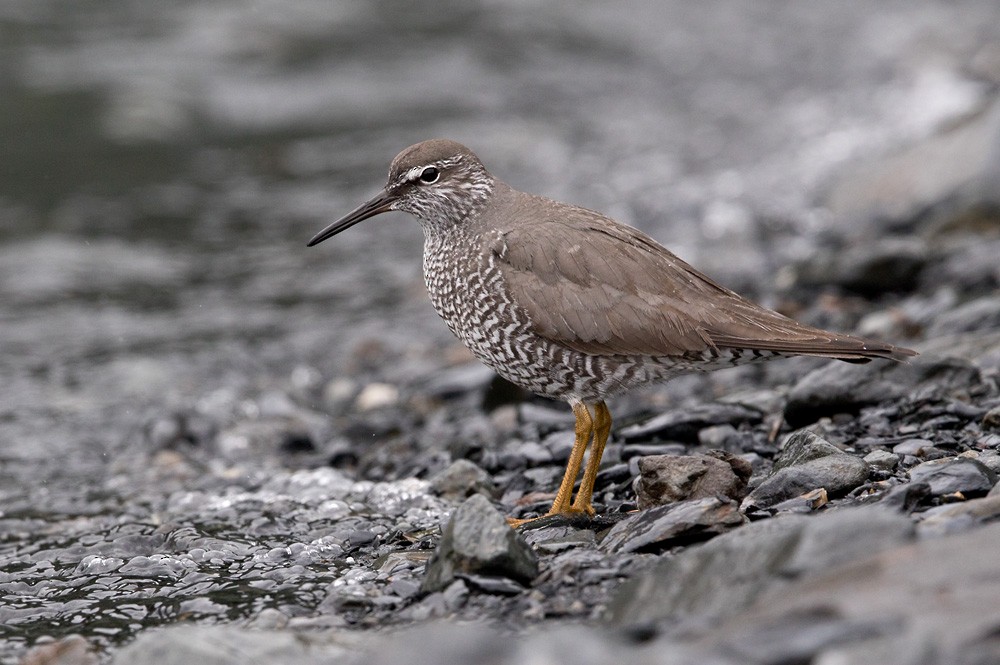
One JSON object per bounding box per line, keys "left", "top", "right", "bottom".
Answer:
{"left": 908, "top": 458, "right": 998, "bottom": 497}
{"left": 773, "top": 430, "right": 844, "bottom": 471}
{"left": 785, "top": 356, "right": 980, "bottom": 428}
{"left": 620, "top": 403, "right": 763, "bottom": 443}
{"left": 422, "top": 494, "right": 538, "bottom": 593}
{"left": 600, "top": 497, "right": 745, "bottom": 554}
{"left": 632, "top": 453, "right": 751, "bottom": 509}
{"left": 743, "top": 455, "right": 870, "bottom": 510}
{"left": 743, "top": 430, "right": 870, "bottom": 510}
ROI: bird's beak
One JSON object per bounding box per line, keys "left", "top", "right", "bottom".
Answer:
{"left": 307, "top": 190, "right": 398, "bottom": 247}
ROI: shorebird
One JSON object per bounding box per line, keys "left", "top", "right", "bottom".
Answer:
{"left": 308, "top": 139, "right": 915, "bottom": 524}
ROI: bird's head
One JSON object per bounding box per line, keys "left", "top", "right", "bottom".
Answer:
{"left": 307, "top": 139, "right": 495, "bottom": 246}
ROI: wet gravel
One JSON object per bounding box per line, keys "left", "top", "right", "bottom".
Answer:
{"left": 4, "top": 2, "right": 1000, "bottom": 664}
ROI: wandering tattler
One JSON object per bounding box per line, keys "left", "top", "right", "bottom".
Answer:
{"left": 308, "top": 139, "right": 916, "bottom": 525}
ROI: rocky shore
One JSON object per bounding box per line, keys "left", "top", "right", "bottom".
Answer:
{"left": 4, "top": 3, "right": 1000, "bottom": 664}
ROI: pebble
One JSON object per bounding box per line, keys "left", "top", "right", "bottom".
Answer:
{"left": 429, "top": 459, "right": 495, "bottom": 499}
{"left": 863, "top": 450, "right": 899, "bottom": 472}
{"left": 632, "top": 452, "right": 751, "bottom": 509}
{"left": 355, "top": 383, "right": 400, "bottom": 411}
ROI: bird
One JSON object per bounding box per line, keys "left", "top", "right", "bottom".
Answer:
{"left": 307, "top": 139, "right": 916, "bottom": 525}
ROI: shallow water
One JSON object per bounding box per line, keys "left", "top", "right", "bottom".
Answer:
{"left": 1, "top": 0, "right": 999, "bottom": 660}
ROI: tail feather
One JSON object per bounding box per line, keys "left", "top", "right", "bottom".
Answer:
{"left": 710, "top": 334, "right": 918, "bottom": 364}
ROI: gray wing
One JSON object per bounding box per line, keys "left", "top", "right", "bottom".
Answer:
{"left": 492, "top": 212, "right": 913, "bottom": 362}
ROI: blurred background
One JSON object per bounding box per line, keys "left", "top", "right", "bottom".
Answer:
{"left": 2, "top": 0, "right": 1000, "bottom": 541}
{"left": 4, "top": 1, "right": 1000, "bottom": 660}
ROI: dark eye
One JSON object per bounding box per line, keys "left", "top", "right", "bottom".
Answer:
{"left": 419, "top": 167, "right": 439, "bottom": 183}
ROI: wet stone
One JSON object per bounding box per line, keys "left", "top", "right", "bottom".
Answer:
{"left": 907, "top": 457, "right": 998, "bottom": 497}
{"left": 422, "top": 494, "right": 538, "bottom": 593}
{"left": 632, "top": 452, "right": 751, "bottom": 509}
{"left": 600, "top": 497, "right": 745, "bottom": 554}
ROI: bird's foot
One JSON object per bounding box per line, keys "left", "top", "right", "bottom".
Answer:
{"left": 506, "top": 503, "right": 595, "bottom": 528}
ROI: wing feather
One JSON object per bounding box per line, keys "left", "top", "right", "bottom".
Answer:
{"left": 492, "top": 205, "right": 914, "bottom": 362}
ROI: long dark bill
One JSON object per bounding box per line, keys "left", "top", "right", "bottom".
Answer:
{"left": 307, "top": 190, "right": 398, "bottom": 247}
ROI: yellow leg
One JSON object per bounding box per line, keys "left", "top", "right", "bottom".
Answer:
{"left": 570, "top": 401, "right": 611, "bottom": 515}
{"left": 547, "top": 401, "right": 593, "bottom": 515}
{"left": 508, "top": 401, "right": 611, "bottom": 527}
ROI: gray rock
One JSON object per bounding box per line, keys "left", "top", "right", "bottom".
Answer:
{"left": 908, "top": 457, "right": 998, "bottom": 497}
{"left": 429, "top": 459, "right": 495, "bottom": 499}
{"left": 620, "top": 403, "right": 762, "bottom": 443}
{"left": 422, "top": 494, "right": 538, "bottom": 593}
{"left": 785, "top": 356, "right": 980, "bottom": 427}
{"left": 632, "top": 452, "right": 751, "bottom": 509}
{"left": 608, "top": 507, "right": 914, "bottom": 628}
{"left": 353, "top": 622, "right": 727, "bottom": 665}
{"left": 864, "top": 450, "right": 900, "bottom": 471}
{"left": 600, "top": 497, "right": 745, "bottom": 554}
{"left": 918, "top": 495, "right": 1000, "bottom": 537}
{"left": 697, "top": 424, "right": 742, "bottom": 450}
{"left": 773, "top": 429, "right": 844, "bottom": 471}
{"left": 743, "top": 430, "right": 870, "bottom": 510}
{"left": 700, "top": 522, "right": 1000, "bottom": 665}
{"left": 744, "top": 457, "right": 870, "bottom": 510}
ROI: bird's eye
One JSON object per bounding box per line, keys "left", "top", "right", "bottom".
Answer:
{"left": 419, "top": 167, "right": 439, "bottom": 183}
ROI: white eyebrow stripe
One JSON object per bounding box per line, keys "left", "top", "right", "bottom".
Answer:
{"left": 406, "top": 166, "right": 424, "bottom": 182}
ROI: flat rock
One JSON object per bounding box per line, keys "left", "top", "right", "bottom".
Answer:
{"left": 421, "top": 494, "right": 538, "bottom": 593}
{"left": 698, "top": 521, "right": 1000, "bottom": 665}
{"left": 743, "top": 456, "right": 870, "bottom": 510}
{"left": 620, "top": 403, "right": 762, "bottom": 443}
{"left": 918, "top": 495, "right": 1000, "bottom": 537}
{"left": 608, "top": 506, "right": 914, "bottom": 628}
{"left": 773, "top": 429, "right": 844, "bottom": 470}
{"left": 743, "top": 430, "right": 870, "bottom": 510}
{"left": 633, "top": 452, "right": 751, "bottom": 509}
{"left": 907, "top": 457, "right": 998, "bottom": 497}
{"left": 600, "top": 497, "right": 745, "bottom": 554}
